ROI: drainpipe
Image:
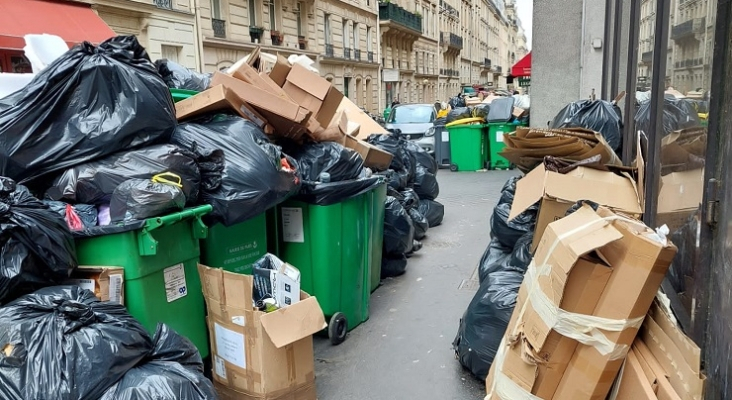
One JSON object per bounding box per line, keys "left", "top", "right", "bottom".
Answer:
{"left": 190, "top": 0, "right": 204, "bottom": 72}
{"left": 377, "top": 6, "right": 383, "bottom": 113}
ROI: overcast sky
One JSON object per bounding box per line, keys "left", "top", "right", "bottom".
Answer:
{"left": 514, "top": 0, "right": 533, "bottom": 49}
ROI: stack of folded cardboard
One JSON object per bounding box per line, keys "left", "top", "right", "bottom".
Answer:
{"left": 499, "top": 127, "right": 622, "bottom": 173}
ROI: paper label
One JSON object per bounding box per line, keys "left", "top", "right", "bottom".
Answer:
{"left": 214, "top": 355, "right": 227, "bottom": 379}
{"left": 496, "top": 131, "right": 505, "bottom": 142}
{"left": 441, "top": 131, "right": 449, "bottom": 142}
{"left": 66, "top": 279, "right": 95, "bottom": 292}
{"left": 214, "top": 323, "right": 246, "bottom": 369}
{"left": 108, "top": 274, "right": 123, "bottom": 305}
{"left": 164, "top": 264, "right": 188, "bottom": 303}
{"left": 281, "top": 207, "right": 305, "bottom": 243}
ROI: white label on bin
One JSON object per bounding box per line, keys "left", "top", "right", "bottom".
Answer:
{"left": 441, "top": 131, "right": 449, "bottom": 142}
{"left": 281, "top": 207, "right": 305, "bottom": 243}
{"left": 214, "top": 323, "right": 246, "bottom": 369}
{"left": 496, "top": 131, "right": 505, "bottom": 142}
{"left": 214, "top": 355, "right": 227, "bottom": 379}
{"left": 66, "top": 279, "right": 95, "bottom": 292}
{"left": 108, "top": 274, "right": 123, "bottom": 305}
{"left": 164, "top": 263, "right": 188, "bottom": 303}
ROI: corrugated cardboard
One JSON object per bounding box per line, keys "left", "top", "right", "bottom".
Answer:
{"left": 614, "top": 350, "right": 658, "bottom": 400}
{"left": 228, "top": 57, "right": 292, "bottom": 102}
{"left": 65, "top": 266, "right": 124, "bottom": 305}
{"left": 634, "top": 340, "right": 682, "bottom": 400}
{"left": 509, "top": 164, "right": 642, "bottom": 250}
{"left": 269, "top": 55, "right": 292, "bottom": 87}
{"left": 329, "top": 111, "right": 392, "bottom": 171}
{"left": 199, "top": 265, "right": 326, "bottom": 400}
{"left": 337, "top": 96, "right": 389, "bottom": 137}
{"left": 174, "top": 85, "right": 269, "bottom": 130}
{"left": 215, "top": 381, "right": 317, "bottom": 400}
{"left": 658, "top": 169, "right": 704, "bottom": 214}
{"left": 283, "top": 63, "right": 343, "bottom": 128}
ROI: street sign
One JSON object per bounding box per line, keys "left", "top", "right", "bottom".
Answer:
{"left": 518, "top": 77, "right": 531, "bottom": 87}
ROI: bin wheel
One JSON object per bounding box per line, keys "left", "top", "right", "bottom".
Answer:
{"left": 328, "top": 312, "right": 348, "bottom": 345}
{"left": 450, "top": 164, "right": 458, "bottom": 172}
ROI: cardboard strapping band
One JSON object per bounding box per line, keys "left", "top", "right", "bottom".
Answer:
{"left": 487, "top": 213, "right": 659, "bottom": 400}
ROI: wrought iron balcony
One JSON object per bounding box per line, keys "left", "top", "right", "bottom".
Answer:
{"left": 354, "top": 49, "right": 361, "bottom": 61}
{"left": 212, "top": 19, "right": 226, "bottom": 38}
{"left": 249, "top": 26, "right": 264, "bottom": 43}
{"left": 379, "top": 2, "right": 422, "bottom": 34}
{"left": 484, "top": 58, "right": 492, "bottom": 68}
{"left": 440, "top": 32, "right": 463, "bottom": 49}
{"left": 344, "top": 48, "right": 351, "bottom": 59}
{"left": 671, "top": 17, "right": 705, "bottom": 41}
{"left": 494, "top": 65, "right": 502, "bottom": 74}
{"left": 154, "top": 0, "right": 172, "bottom": 9}
{"left": 367, "top": 51, "right": 374, "bottom": 62}
{"left": 325, "top": 43, "right": 334, "bottom": 58}
{"left": 641, "top": 51, "right": 653, "bottom": 63}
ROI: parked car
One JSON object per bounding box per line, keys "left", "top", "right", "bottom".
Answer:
{"left": 384, "top": 104, "right": 436, "bottom": 154}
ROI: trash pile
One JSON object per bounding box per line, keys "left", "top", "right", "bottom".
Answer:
{"left": 635, "top": 95, "right": 701, "bottom": 138}
{"left": 445, "top": 93, "right": 528, "bottom": 126}
{"left": 550, "top": 98, "right": 624, "bottom": 152}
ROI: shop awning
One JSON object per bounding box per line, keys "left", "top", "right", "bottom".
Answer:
{"left": 511, "top": 52, "right": 532, "bottom": 77}
{"left": 0, "top": 0, "right": 115, "bottom": 51}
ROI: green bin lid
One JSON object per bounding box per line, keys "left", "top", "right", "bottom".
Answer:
{"left": 170, "top": 88, "right": 199, "bottom": 103}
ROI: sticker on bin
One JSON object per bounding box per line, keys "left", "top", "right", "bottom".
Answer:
{"left": 441, "top": 131, "right": 449, "bottom": 142}
{"left": 164, "top": 263, "right": 188, "bottom": 302}
{"left": 214, "top": 355, "right": 227, "bottom": 379}
{"left": 496, "top": 131, "right": 505, "bottom": 142}
{"left": 214, "top": 323, "right": 246, "bottom": 369}
{"left": 281, "top": 207, "right": 305, "bottom": 243}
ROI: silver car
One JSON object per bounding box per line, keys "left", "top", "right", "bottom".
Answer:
{"left": 384, "top": 104, "right": 437, "bottom": 154}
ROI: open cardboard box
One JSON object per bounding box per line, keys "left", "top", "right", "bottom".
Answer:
{"left": 65, "top": 266, "right": 124, "bottom": 305}
{"left": 174, "top": 84, "right": 270, "bottom": 132}
{"left": 283, "top": 63, "right": 344, "bottom": 129}
{"left": 657, "top": 168, "right": 704, "bottom": 232}
{"left": 199, "top": 265, "right": 326, "bottom": 400}
{"left": 328, "top": 111, "right": 392, "bottom": 171}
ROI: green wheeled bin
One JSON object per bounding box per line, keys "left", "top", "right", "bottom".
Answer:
{"left": 276, "top": 185, "right": 384, "bottom": 345}
{"left": 200, "top": 213, "right": 268, "bottom": 275}
{"left": 447, "top": 124, "right": 486, "bottom": 172}
{"left": 74, "top": 205, "right": 212, "bottom": 357}
{"left": 368, "top": 183, "right": 387, "bottom": 293}
{"left": 169, "top": 88, "right": 199, "bottom": 103}
{"left": 485, "top": 123, "right": 516, "bottom": 170}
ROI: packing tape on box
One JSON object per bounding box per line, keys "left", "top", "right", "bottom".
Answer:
{"left": 487, "top": 213, "right": 656, "bottom": 400}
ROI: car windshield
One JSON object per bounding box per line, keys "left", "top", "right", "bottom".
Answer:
{"left": 389, "top": 106, "right": 435, "bottom": 124}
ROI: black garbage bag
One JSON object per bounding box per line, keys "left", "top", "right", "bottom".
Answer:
{"left": 453, "top": 270, "right": 524, "bottom": 380}
{"left": 376, "top": 169, "right": 408, "bottom": 191}
{"left": 418, "top": 199, "right": 444, "bottom": 227}
{"left": 172, "top": 115, "right": 300, "bottom": 226}
{"left": 408, "top": 207, "right": 429, "bottom": 240}
{"left": 404, "top": 140, "right": 438, "bottom": 174}
{"left": 367, "top": 133, "right": 417, "bottom": 183}
{"left": 98, "top": 324, "right": 217, "bottom": 400}
{"left": 109, "top": 179, "right": 186, "bottom": 222}
{"left": 635, "top": 95, "right": 701, "bottom": 137}
{"left": 414, "top": 165, "right": 439, "bottom": 201}
{"left": 289, "top": 142, "right": 364, "bottom": 182}
{"left": 508, "top": 231, "right": 534, "bottom": 273}
{"left": 0, "top": 178, "right": 77, "bottom": 305}
{"left": 446, "top": 107, "right": 473, "bottom": 124}
{"left": 155, "top": 59, "right": 212, "bottom": 92}
{"left": 43, "top": 201, "right": 98, "bottom": 230}
{"left": 383, "top": 196, "right": 415, "bottom": 256}
{"left": 490, "top": 201, "right": 537, "bottom": 249}
{"left": 487, "top": 97, "right": 516, "bottom": 123}
{"left": 297, "top": 177, "right": 382, "bottom": 207}
{"left": 46, "top": 144, "right": 201, "bottom": 205}
{"left": 0, "top": 36, "right": 176, "bottom": 184}
{"left": 0, "top": 286, "right": 154, "bottom": 400}
{"left": 472, "top": 104, "right": 491, "bottom": 120}
{"left": 499, "top": 175, "right": 521, "bottom": 205}
{"left": 565, "top": 199, "right": 601, "bottom": 216}
{"left": 381, "top": 255, "right": 408, "bottom": 278}
{"left": 478, "top": 237, "right": 513, "bottom": 284}
{"left": 666, "top": 208, "right": 701, "bottom": 294}
{"left": 550, "top": 100, "right": 623, "bottom": 151}
{"left": 399, "top": 188, "right": 421, "bottom": 210}
{"left": 449, "top": 95, "right": 466, "bottom": 109}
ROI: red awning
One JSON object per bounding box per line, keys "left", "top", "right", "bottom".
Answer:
{"left": 511, "top": 52, "right": 531, "bottom": 77}
{"left": 0, "top": 0, "right": 115, "bottom": 51}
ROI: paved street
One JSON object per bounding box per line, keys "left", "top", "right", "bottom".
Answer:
{"left": 313, "top": 170, "right": 517, "bottom": 400}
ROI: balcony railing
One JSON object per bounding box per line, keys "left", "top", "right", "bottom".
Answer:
{"left": 154, "top": 0, "right": 172, "bottom": 9}
{"left": 494, "top": 65, "right": 503, "bottom": 74}
{"left": 440, "top": 68, "right": 459, "bottom": 77}
{"left": 212, "top": 19, "right": 226, "bottom": 38}
{"left": 671, "top": 17, "right": 705, "bottom": 41}
{"left": 484, "top": 58, "right": 492, "bottom": 68}
{"left": 325, "top": 43, "right": 334, "bottom": 58}
{"left": 344, "top": 48, "right": 351, "bottom": 59}
{"left": 367, "top": 51, "right": 374, "bottom": 62}
{"left": 249, "top": 26, "right": 264, "bottom": 43}
{"left": 354, "top": 49, "right": 361, "bottom": 61}
{"left": 379, "top": 2, "right": 422, "bottom": 34}
{"left": 641, "top": 51, "right": 653, "bottom": 63}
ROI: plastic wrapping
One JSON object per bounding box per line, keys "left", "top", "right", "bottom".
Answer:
{"left": 449, "top": 95, "right": 466, "bottom": 109}
{"left": 550, "top": 100, "right": 623, "bottom": 151}
{"left": 408, "top": 207, "right": 429, "bottom": 240}
{"left": 171, "top": 115, "right": 300, "bottom": 226}
{"left": 381, "top": 255, "right": 408, "bottom": 278}
{"left": 109, "top": 179, "right": 186, "bottom": 222}
{"left": 0, "top": 178, "right": 77, "bottom": 305}
{"left": 46, "top": 144, "right": 201, "bottom": 205}
{"left": 155, "top": 59, "right": 211, "bottom": 92}
{"left": 99, "top": 324, "right": 217, "bottom": 400}
{"left": 0, "top": 286, "right": 154, "bottom": 400}
{"left": 446, "top": 107, "right": 473, "bottom": 124}
{"left": 478, "top": 237, "right": 513, "bottom": 284}
{"left": 453, "top": 270, "right": 524, "bottom": 380}
{"left": 417, "top": 199, "right": 444, "bottom": 227}
{"left": 486, "top": 97, "right": 515, "bottom": 123}
{"left": 635, "top": 95, "right": 701, "bottom": 138}
{"left": 251, "top": 253, "right": 281, "bottom": 304}
{"left": 472, "top": 104, "right": 491, "bottom": 120}
{"left": 413, "top": 165, "right": 439, "bottom": 200}
{"left": 0, "top": 36, "right": 176, "bottom": 184}
{"left": 383, "top": 196, "right": 415, "bottom": 257}
{"left": 43, "top": 201, "right": 98, "bottom": 230}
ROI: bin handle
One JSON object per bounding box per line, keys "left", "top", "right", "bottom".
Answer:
{"left": 152, "top": 172, "right": 183, "bottom": 188}
{"left": 137, "top": 205, "right": 213, "bottom": 256}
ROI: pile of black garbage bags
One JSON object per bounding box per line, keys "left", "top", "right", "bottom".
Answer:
{"left": 551, "top": 99, "right": 624, "bottom": 152}
{"left": 452, "top": 175, "right": 538, "bottom": 380}
{"left": 367, "top": 132, "right": 445, "bottom": 278}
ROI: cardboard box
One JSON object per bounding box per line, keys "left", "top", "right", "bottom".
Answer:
{"left": 486, "top": 206, "right": 677, "bottom": 400}
{"left": 215, "top": 381, "right": 317, "bottom": 400}
{"left": 269, "top": 55, "right": 292, "bottom": 87}
{"left": 657, "top": 168, "right": 703, "bottom": 232}
{"left": 612, "top": 349, "right": 658, "bottom": 400}
{"left": 509, "top": 163, "right": 642, "bottom": 250}
{"left": 336, "top": 96, "right": 389, "bottom": 138}
{"left": 174, "top": 85, "right": 269, "bottom": 129}
{"left": 283, "top": 63, "right": 344, "bottom": 128}
{"left": 329, "top": 111, "right": 392, "bottom": 171}
{"left": 199, "top": 265, "right": 326, "bottom": 400}
{"left": 65, "top": 266, "right": 124, "bottom": 305}
{"left": 228, "top": 56, "right": 292, "bottom": 102}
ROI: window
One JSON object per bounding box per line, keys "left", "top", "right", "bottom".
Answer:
{"left": 296, "top": 2, "right": 303, "bottom": 36}
{"left": 387, "top": 105, "right": 436, "bottom": 124}
{"left": 367, "top": 27, "right": 372, "bottom": 52}
{"left": 343, "top": 19, "right": 350, "bottom": 49}
{"left": 161, "top": 45, "right": 180, "bottom": 63}
{"left": 344, "top": 77, "right": 350, "bottom": 98}
{"left": 269, "top": 0, "right": 276, "bottom": 30}
{"left": 248, "top": 0, "right": 257, "bottom": 25}
{"left": 353, "top": 23, "right": 359, "bottom": 50}
{"left": 212, "top": 0, "right": 221, "bottom": 19}
{"left": 325, "top": 13, "right": 332, "bottom": 44}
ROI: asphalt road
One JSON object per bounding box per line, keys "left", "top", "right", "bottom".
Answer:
{"left": 313, "top": 169, "right": 516, "bottom": 400}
